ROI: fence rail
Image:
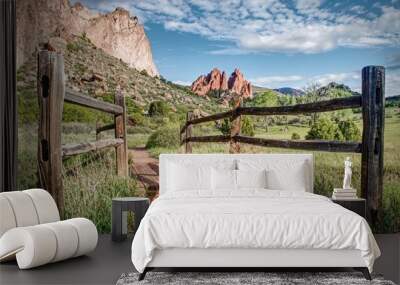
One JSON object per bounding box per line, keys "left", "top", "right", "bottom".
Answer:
{"left": 96, "top": 123, "right": 115, "bottom": 135}
{"left": 65, "top": 89, "right": 124, "bottom": 115}
{"left": 37, "top": 50, "right": 128, "bottom": 216}
{"left": 62, "top": 138, "right": 124, "bottom": 157}
{"left": 180, "top": 66, "right": 385, "bottom": 227}
{"left": 180, "top": 95, "right": 362, "bottom": 134}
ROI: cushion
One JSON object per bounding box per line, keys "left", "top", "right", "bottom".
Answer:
{"left": 167, "top": 162, "right": 212, "bottom": 191}
{"left": 0, "top": 218, "right": 97, "bottom": 269}
{"left": 0, "top": 196, "right": 16, "bottom": 237}
{"left": 0, "top": 189, "right": 60, "bottom": 238}
{"left": 238, "top": 159, "right": 310, "bottom": 192}
{"left": 65, "top": 218, "right": 98, "bottom": 257}
{"left": 23, "top": 189, "right": 60, "bottom": 224}
{"left": 236, "top": 169, "right": 267, "bottom": 189}
{"left": 212, "top": 168, "right": 237, "bottom": 191}
{"left": 265, "top": 162, "right": 308, "bottom": 191}
{"left": 0, "top": 191, "right": 39, "bottom": 227}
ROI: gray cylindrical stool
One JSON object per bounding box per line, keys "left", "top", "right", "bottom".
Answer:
{"left": 112, "top": 197, "right": 149, "bottom": 242}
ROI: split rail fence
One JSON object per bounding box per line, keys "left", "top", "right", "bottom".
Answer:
{"left": 180, "top": 66, "right": 385, "bottom": 226}
{"left": 37, "top": 50, "right": 128, "bottom": 216}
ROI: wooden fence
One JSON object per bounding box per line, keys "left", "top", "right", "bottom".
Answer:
{"left": 180, "top": 66, "right": 385, "bottom": 226}
{"left": 37, "top": 50, "right": 128, "bottom": 216}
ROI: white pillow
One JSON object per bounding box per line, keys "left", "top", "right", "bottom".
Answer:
{"left": 212, "top": 168, "right": 237, "bottom": 191}
{"left": 236, "top": 169, "right": 267, "bottom": 189}
{"left": 266, "top": 162, "right": 307, "bottom": 191}
{"left": 167, "top": 162, "right": 211, "bottom": 191}
{"left": 237, "top": 159, "right": 310, "bottom": 192}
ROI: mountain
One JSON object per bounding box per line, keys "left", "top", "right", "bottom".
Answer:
{"left": 191, "top": 68, "right": 252, "bottom": 99}
{"left": 17, "top": 0, "right": 158, "bottom": 76}
{"left": 274, "top": 87, "right": 304, "bottom": 96}
{"left": 317, "top": 82, "right": 359, "bottom": 97}
{"left": 386, "top": 95, "right": 400, "bottom": 107}
{"left": 252, "top": 86, "right": 275, "bottom": 95}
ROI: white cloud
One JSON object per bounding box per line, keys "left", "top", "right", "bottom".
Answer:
{"left": 386, "top": 70, "right": 400, "bottom": 96}
{"left": 173, "top": 80, "right": 192, "bottom": 86}
{"left": 250, "top": 75, "right": 304, "bottom": 86}
{"left": 82, "top": 0, "right": 400, "bottom": 54}
{"left": 295, "top": 0, "right": 321, "bottom": 11}
{"left": 132, "top": 0, "right": 399, "bottom": 54}
{"left": 311, "top": 72, "right": 360, "bottom": 86}
{"left": 250, "top": 72, "right": 361, "bottom": 91}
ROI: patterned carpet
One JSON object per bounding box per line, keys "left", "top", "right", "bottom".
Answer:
{"left": 117, "top": 271, "right": 395, "bottom": 285}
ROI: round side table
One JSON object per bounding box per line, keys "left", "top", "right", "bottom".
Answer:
{"left": 111, "top": 197, "right": 150, "bottom": 242}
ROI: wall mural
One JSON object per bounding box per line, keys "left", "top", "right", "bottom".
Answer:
{"left": 16, "top": 0, "right": 399, "bottom": 234}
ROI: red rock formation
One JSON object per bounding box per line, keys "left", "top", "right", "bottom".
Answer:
{"left": 228, "top": 68, "right": 252, "bottom": 99}
{"left": 191, "top": 68, "right": 229, "bottom": 96}
{"left": 191, "top": 68, "right": 252, "bottom": 99}
{"left": 221, "top": 71, "right": 228, "bottom": 90}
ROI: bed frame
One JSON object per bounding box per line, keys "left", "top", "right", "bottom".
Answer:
{"left": 140, "top": 248, "right": 371, "bottom": 280}
{"left": 137, "top": 154, "right": 374, "bottom": 281}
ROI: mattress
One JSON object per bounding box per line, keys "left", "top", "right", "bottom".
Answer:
{"left": 131, "top": 190, "right": 380, "bottom": 273}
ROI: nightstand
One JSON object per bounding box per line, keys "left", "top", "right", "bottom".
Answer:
{"left": 112, "top": 197, "right": 150, "bottom": 242}
{"left": 331, "top": 198, "right": 366, "bottom": 218}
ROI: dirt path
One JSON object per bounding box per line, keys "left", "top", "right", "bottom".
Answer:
{"left": 129, "top": 147, "right": 159, "bottom": 199}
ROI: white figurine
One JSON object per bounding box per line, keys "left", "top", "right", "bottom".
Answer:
{"left": 343, "top": 157, "right": 352, "bottom": 189}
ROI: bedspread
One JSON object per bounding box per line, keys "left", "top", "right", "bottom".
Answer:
{"left": 131, "top": 190, "right": 380, "bottom": 272}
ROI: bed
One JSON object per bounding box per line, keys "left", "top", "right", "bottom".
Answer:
{"left": 131, "top": 154, "right": 380, "bottom": 280}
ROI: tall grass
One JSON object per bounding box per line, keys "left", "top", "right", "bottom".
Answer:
{"left": 17, "top": 122, "right": 139, "bottom": 233}
{"left": 63, "top": 150, "right": 138, "bottom": 233}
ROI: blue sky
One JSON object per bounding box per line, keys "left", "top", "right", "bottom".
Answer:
{"left": 74, "top": 0, "right": 400, "bottom": 96}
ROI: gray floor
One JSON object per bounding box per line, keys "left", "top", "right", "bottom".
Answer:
{"left": 0, "top": 235, "right": 134, "bottom": 285}
{"left": 1, "top": 234, "right": 398, "bottom": 285}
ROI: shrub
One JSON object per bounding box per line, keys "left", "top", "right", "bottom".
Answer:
{"left": 148, "top": 101, "right": 169, "bottom": 117}
{"left": 207, "top": 89, "right": 223, "bottom": 98}
{"left": 338, "top": 119, "right": 361, "bottom": 141}
{"left": 306, "top": 117, "right": 362, "bottom": 142}
{"left": 306, "top": 117, "right": 338, "bottom": 140}
{"left": 63, "top": 103, "right": 106, "bottom": 123}
{"left": 291, "top": 132, "right": 301, "bottom": 140}
{"left": 140, "top": 69, "right": 149, "bottom": 76}
{"left": 249, "top": 90, "right": 278, "bottom": 107}
{"left": 66, "top": 42, "right": 81, "bottom": 53}
{"left": 241, "top": 117, "right": 255, "bottom": 136}
{"left": 217, "top": 119, "right": 231, "bottom": 135}
{"left": 146, "top": 125, "right": 180, "bottom": 149}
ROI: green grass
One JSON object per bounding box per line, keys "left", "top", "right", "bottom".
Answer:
{"left": 63, "top": 150, "right": 138, "bottom": 233}
{"left": 127, "top": 133, "right": 149, "bottom": 148}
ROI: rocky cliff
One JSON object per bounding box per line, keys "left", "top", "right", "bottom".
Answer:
{"left": 16, "top": 0, "right": 158, "bottom": 76}
{"left": 191, "top": 68, "right": 252, "bottom": 99}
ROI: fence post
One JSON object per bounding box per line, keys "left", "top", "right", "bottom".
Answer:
{"left": 115, "top": 89, "right": 128, "bottom": 177}
{"left": 361, "top": 66, "right": 385, "bottom": 227}
{"left": 96, "top": 121, "right": 101, "bottom": 141}
{"left": 37, "top": 50, "right": 65, "bottom": 216}
{"left": 229, "top": 96, "right": 242, "bottom": 154}
{"left": 185, "top": 112, "right": 193, "bottom": 153}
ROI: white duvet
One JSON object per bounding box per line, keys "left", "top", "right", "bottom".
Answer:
{"left": 131, "top": 190, "right": 380, "bottom": 273}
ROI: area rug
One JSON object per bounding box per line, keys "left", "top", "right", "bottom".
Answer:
{"left": 116, "top": 272, "right": 395, "bottom": 285}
